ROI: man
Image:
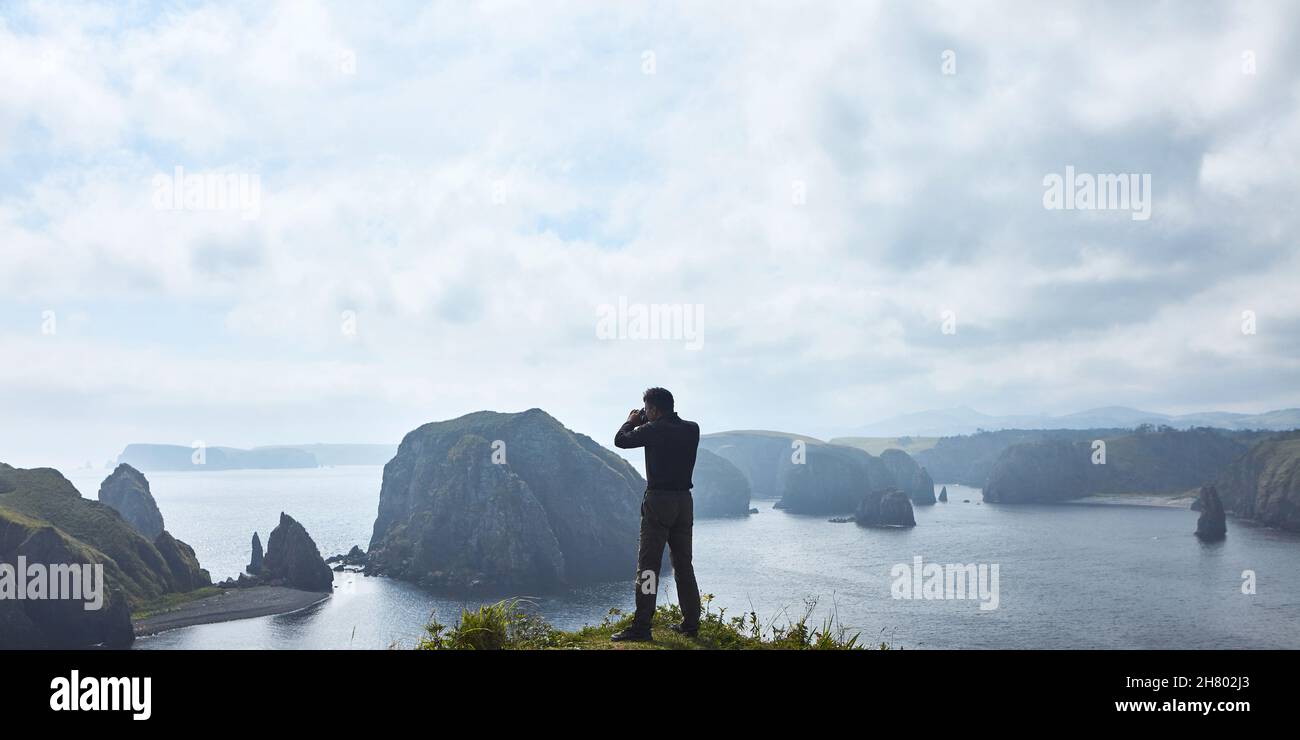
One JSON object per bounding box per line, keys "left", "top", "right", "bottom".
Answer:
{"left": 610, "top": 387, "right": 701, "bottom": 642}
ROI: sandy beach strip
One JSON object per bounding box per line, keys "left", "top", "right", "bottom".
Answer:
{"left": 1067, "top": 493, "right": 1195, "bottom": 509}
{"left": 134, "top": 586, "right": 330, "bottom": 636}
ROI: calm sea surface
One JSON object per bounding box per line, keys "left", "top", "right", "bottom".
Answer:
{"left": 64, "top": 466, "right": 1300, "bottom": 649}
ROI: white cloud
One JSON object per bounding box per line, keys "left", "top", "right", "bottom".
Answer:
{"left": 2, "top": 0, "right": 1299, "bottom": 466}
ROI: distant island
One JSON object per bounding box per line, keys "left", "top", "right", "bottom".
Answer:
{"left": 117, "top": 443, "right": 398, "bottom": 471}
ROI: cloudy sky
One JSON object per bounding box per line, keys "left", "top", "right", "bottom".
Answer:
{"left": 2, "top": 0, "right": 1298, "bottom": 468}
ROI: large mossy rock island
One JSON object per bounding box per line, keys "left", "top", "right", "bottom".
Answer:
{"left": 366, "top": 409, "right": 643, "bottom": 592}
{"left": 856, "top": 488, "right": 916, "bottom": 527}
{"left": 692, "top": 449, "right": 752, "bottom": 517}
{"left": 0, "top": 463, "right": 210, "bottom": 649}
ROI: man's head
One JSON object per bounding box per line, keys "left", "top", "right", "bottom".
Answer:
{"left": 642, "top": 387, "right": 674, "bottom": 421}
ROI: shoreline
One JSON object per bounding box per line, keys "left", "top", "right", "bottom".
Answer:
{"left": 134, "top": 586, "right": 331, "bottom": 637}
{"left": 1066, "top": 493, "right": 1195, "bottom": 509}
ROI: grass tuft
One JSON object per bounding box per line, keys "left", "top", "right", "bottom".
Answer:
{"left": 416, "top": 594, "right": 888, "bottom": 650}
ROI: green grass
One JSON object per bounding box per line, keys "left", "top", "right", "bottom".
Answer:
{"left": 829, "top": 436, "right": 940, "bottom": 456}
{"left": 130, "top": 586, "right": 223, "bottom": 621}
{"left": 0, "top": 464, "right": 173, "bottom": 604}
{"left": 415, "top": 595, "right": 889, "bottom": 650}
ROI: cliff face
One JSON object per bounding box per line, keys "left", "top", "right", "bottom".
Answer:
{"left": 369, "top": 435, "right": 565, "bottom": 591}
{"left": 97, "top": 463, "right": 165, "bottom": 540}
{"left": 262, "top": 512, "right": 335, "bottom": 592}
{"left": 704, "top": 433, "right": 932, "bottom": 515}
{"left": 692, "top": 450, "right": 751, "bottom": 517}
{"left": 0, "top": 516, "right": 134, "bottom": 649}
{"left": 780, "top": 443, "right": 900, "bottom": 515}
{"left": 879, "top": 449, "right": 936, "bottom": 505}
{"left": 0, "top": 463, "right": 210, "bottom": 649}
{"left": 984, "top": 428, "right": 1249, "bottom": 504}
{"left": 699, "top": 431, "right": 812, "bottom": 500}
{"left": 153, "top": 530, "right": 210, "bottom": 592}
{"left": 1214, "top": 432, "right": 1300, "bottom": 532}
{"left": 983, "top": 439, "right": 1096, "bottom": 503}
{"left": 368, "top": 409, "right": 642, "bottom": 590}
{"left": 915, "top": 429, "right": 1120, "bottom": 487}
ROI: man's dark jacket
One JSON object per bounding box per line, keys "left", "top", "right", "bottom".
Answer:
{"left": 614, "top": 412, "right": 700, "bottom": 491}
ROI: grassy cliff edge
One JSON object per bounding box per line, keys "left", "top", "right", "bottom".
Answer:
{"left": 415, "top": 595, "right": 887, "bottom": 650}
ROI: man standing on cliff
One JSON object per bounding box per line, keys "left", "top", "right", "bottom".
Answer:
{"left": 610, "top": 387, "right": 701, "bottom": 642}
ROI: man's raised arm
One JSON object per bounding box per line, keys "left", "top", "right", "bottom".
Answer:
{"left": 615, "top": 412, "right": 656, "bottom": 449}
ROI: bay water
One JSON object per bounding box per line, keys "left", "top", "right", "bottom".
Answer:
{"left": 63, "top": 467, "right": 1300, "bottom": 649}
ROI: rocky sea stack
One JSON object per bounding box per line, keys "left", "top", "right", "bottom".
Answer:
{"left": 97, "top": 463, "right": 165, "bottom": 540}
{"left": 261, "top": 513, "right": 334, "bottom": 592}
{"left": 248, "top": 532, "right": 264, "bottom": 573}
{"left": 0, "top": 463, "right": 210, "bottom": 649}
{"left": 692, "top": 449, "right": 752, "bottom": 517}
{"left": 326, "top": 545, "right": 367, "bottom": 571}
{"left": 1194, "top": 486, "right": 1227, "bottom": 541}
{"left": 938, "top": 486, "right": 948, "bottom": 502}
{"left": 366, "top": 409, "right": 643, "bottom": 592}
{"left": 855, "top": 488, "right": 916, "bottom": 527}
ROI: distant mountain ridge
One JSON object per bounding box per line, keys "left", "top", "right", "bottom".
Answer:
{"left": 850, "top": 406, "right": 1300, "bottom": 437}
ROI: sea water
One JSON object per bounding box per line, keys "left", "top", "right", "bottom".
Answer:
{"left": 62, "top": 467, "right": 1300, "bottom": 649}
